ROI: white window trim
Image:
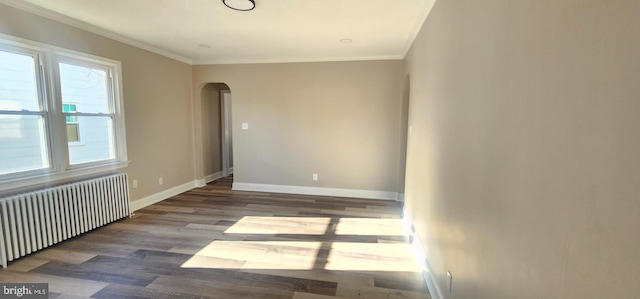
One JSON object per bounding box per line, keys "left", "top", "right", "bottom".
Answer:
{"left": 0, "top": 33, "right": 129, "bottom": 194}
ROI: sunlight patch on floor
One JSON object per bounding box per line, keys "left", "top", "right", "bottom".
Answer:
{"left": 325, "top": 242, "right": 420, "bottom": 272}
{"left": 223, "top": 217, "right": 406, "bottom": 236}
{"left": 181, "top": 240, "right": 322, "bottom": 270}
{"left": 181, "top": 240, "right": 419, "bottom": 272}
{"left": 224, "top": 217, "right": 332, "bottom": 235}
{"left": 335, "top": 218, "right": 405, "bottom": 236}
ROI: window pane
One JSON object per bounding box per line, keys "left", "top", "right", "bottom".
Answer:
{"left": 62, "top": 103, "right": 76, "bottom": 112}
{"left": 68, "top": 116, "right": 114, "bottom": 164}
{"left": 0, "top": 114, "right": 49, "bottom": 175}
{"left": 0, "top": 50, "right": 40, "bottom": 111}
{"left": 63, "top": 103, "right": 78, "bottom": 123}
{"left": 66, "top": 123, "right": 79, "bottom": 142}
{"left": 59, "top": 63, "right": 109, "bottom": 113}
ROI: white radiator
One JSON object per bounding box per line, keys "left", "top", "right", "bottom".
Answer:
{"left": 0, "top": 173, "right": 131, "bottom": 268}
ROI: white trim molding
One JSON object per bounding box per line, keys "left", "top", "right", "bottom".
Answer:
{"left": 403, "top": 207, "right": 444, "bottom": 299}
{"left": 195, "top": 171, "right": 223, "bottom": 187}
{"left": 401, "top": 0, "right": 438, "bottom": 57}
{"left": 194, "top": 55, "right": 403, "bottom": 65}
{"left": 233, "top": 182, "right": 398, "bottom": 201}
{"left": 130, "top": 180, "right": 196, "bottom": 212}
{"left": 195, "top": 180, "right": 206, "bottom": 188}
{"left": 204, "top": 171, "right": 223, "bottom": 184}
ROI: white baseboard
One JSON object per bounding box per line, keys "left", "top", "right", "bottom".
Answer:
{"left": 195, "top": 180, "right": 206, "bottom": 188}
{"left": 205, "top": 171, "right": 222, "bottom": 183}
{"left": 232, "top": 182, "right": 398, "bottom": 201}
{"left": 403, "top": 207, "right": 444, "bottom": 299}
{"left": 131, "top": 178, "right": 396, "bottom": 212}
{"left": 195, "top": 171, "right": 223, "bottom": 187}
{"left": 130, "top": 180, "right": 196, "bottom": 211}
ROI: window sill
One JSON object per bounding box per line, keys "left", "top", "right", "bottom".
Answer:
{"left": 68, "top": 141, "right": 85, "bottom": 147}
{"left": 0, "top": 160, "right": 130, "bottom": 197}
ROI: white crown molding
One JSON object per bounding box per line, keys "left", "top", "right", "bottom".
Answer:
{"left": 0, "top": 0, "right": 193, "bottom": 64}
{"left": 400, "top": 0, "right": 438, "bottom": 57}
{"left": 232, "top": 182, "right": 398, "bottom": 201}
{"left": 193, "top": 55, "right": 404, "bottom": 65}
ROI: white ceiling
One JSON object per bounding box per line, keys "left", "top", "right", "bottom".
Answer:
{"left": 4, "top": 0, "right": 433, "bottom": 65}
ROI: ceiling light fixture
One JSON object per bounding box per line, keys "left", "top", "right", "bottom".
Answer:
{"left": 340, "top": 38, "right": 353, "bottom": 44}
{"left": 223, "top": 0, "right": 255, "bottom": 11}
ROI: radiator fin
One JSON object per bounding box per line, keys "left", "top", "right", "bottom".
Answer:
{"left": 0, "top": 174, "right": 130, "bottom": 268}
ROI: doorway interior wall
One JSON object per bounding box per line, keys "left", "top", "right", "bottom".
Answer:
{"left": 221, "top": 90, "right": 233, "bottom": 177}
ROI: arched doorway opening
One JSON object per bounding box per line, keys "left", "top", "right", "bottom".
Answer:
{"left": 200, "top": 83, "right": 232, "bottom": 183}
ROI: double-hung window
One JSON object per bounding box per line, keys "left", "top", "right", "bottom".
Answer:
{"left": 0, "top": 35, "right": 127, "bottom": 192}
{"left": 58, "top": 59, "right": 119, "bottom": 165}
{"left": 0, "top": 46, "right": 49, "bottom": 177}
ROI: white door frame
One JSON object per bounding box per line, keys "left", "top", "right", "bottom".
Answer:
{"left": 221, "top": 90, "right": 233, "bottom": 176}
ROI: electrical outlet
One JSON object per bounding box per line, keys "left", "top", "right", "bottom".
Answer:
{"left": 312, "top": 173, "right": 318, "bottom": 181}
{"left": 447, "top": 271, "right": 453, "bottom": 292}
{"left": 132, "top": 180, "right": 138, "bottom": 188}
{"left": 158, "top": 177, "right": 163, "bottom": 185}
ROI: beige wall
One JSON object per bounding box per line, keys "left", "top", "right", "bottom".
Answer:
{"left": 201, "top": 83, "right": 229, "bottom": 177}
{"left": 404, "top": 1, "right": 640, "bottom": 298}
{"left": 193, "top": 61, "right": 405, "bottom": 192}
{"left": 0, "top": 4, "right": 195, "bottom": 201}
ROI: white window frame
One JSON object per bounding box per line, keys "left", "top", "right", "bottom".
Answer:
{"left": 0, "top": 33, "right": 128, "bottom": 194}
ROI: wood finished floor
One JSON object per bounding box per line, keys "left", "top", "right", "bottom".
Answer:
{"left": 0, "top": 177, "right": 430, "bottom": 299}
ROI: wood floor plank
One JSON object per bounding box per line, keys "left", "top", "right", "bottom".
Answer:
{"left": 30, "top": 259, "right": 159, "bottom": 287}
{"left": 92, "top": 283, "right": 214, "bottom": 299}
{"left": 5, "top": 257, "right": 50, "bottom": 272}
{"left": 50, "top": 293, "right": 96, "bottom": 299}
{"left": 374, "top": 276, "right": 429, "bottom": 293}
{"left": 147, "top": 275, "right": 295, "bottom": 299}
{"left": 29, "top": 248, "right": 97, "bottom": 264}
{"left": 52, "top": 239, "right": 159, "bottom": 258}
{"left": 0, "top": 270, "right": 109, "bottom": 297}
{"left": 292, "top": 292, "right": 351, "bottom": 299}
{"left": 241, "top": 269, "right": 375, "bottom": 289}
{"left": 336, "top": 284, "right": 431, "bottom": 299}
